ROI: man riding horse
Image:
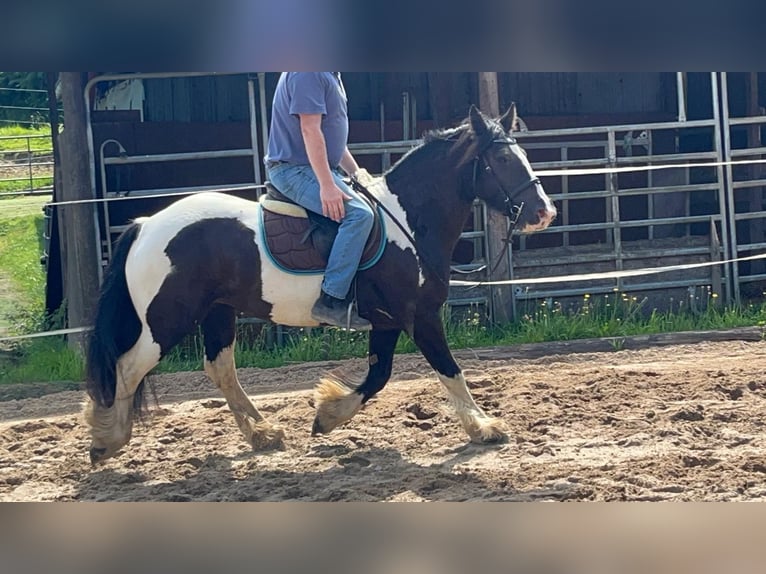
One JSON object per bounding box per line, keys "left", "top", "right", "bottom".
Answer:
{"left": 265, "top": 72, "right": 373, "bottom": 331}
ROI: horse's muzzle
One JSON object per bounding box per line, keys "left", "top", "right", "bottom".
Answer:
{"left": 538, "top": 205, "right": 557, "bottom": 229}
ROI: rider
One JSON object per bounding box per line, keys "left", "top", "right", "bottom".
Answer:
{"left": 265, "top": 72, "right": 374, "bottom": 330}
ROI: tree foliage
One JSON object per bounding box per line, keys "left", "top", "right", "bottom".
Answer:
{"left": 0, "top": 72, "right": 51, "bottom": 125}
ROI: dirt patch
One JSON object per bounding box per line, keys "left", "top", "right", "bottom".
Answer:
{"left": 1, "top": 340, "right": 766, "bottom": 501}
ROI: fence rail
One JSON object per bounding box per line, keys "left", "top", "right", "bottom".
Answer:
{"left": 0, "top": 131, "right": 54, "bottom": 197}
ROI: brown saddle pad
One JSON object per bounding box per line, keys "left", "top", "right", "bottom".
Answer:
{"left": 259, "top": 193, "right": 385, "bottom": 274}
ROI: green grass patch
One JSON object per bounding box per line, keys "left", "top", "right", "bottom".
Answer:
{"left": 0, "top": 337, "right": 83, "bottom": 385}
{"left": 500, "top": 292, "right": 766, "bottom": 345}
{"left": 0, "top": 211, "right": 45, "bottom": 325}
{"left": 146, "top": 294, "right": 766, "bottom": 380}
{"left": 0, "top": 177, "right": 53, "bottom": 195}
{"left": 0, "top": 195, "right": 49, "bottom": 218}
{"left": 0, "top": 125, "right": 53, "bottom": 153}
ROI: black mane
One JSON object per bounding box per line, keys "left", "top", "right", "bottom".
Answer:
{"left": 420, "top": 115, "right": 507, "bottom": 168}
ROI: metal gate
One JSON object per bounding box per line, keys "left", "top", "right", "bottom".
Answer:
{"left": 719, "top": 72, "right": 766, "bottom": 302}
{"left": 510, "top": 113, "right": 730, "bottom": 314}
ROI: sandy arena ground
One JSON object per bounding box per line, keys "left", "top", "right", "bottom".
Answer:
{"left": 1, "top": 338, "right": 765, "bottom": 501}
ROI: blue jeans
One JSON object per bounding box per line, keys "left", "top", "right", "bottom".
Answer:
{"left": 267, "top": 163, "right": 375, "bottom": 300}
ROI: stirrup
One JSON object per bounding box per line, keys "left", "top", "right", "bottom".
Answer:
{"left": 344, "top": 301, "right": 371, "bottom": 331}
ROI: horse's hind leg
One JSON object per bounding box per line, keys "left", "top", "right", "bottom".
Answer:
{"left": 413, "top": 311, "right": 508, "bottom": 444}
{"left": 85, "top": 328, "right": 161, "bottom": 463}
{"left": 312, "top": 329, "right": 401, "bottom": 435}
{"left": 202, "top": 305, "right": 285, "bottom": 451}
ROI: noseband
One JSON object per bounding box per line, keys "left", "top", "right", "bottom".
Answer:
{"left": 472, "top": 137, "right": 541, "bottom": 229}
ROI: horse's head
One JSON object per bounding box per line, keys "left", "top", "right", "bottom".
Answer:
{"left": 466, "top": 104, "right": 556, "bottom": 233}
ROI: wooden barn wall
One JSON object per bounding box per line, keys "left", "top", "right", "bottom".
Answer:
{"left": 137, "top": 72, "right": 680, "bottom": 130}
{"left": 498, "top": 73, "right": 677, "bottom": 127}
{"left": 143, "top": 75, "right": 250, "bottom": 123}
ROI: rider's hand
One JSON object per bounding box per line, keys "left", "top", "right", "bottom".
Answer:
{"left": 320, "top": 182, "right": 352, "bottom": 222}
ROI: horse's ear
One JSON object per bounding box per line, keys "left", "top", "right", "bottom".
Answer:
{"left": 469, "top": 104, "right": 490, "bottom": 138}
{"left": 498, "top": 103, "right": 518, "bottom": 133}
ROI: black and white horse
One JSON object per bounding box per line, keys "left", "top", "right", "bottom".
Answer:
{"left": 85, "top": 105, "right": 556, "bottom": 464}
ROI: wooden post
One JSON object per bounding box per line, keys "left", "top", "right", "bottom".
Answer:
{"left": 58, "top": 72, "right": 101, "bottom": 353}
{"left": 478, "top": 72, "right": 513, "bottom": 323}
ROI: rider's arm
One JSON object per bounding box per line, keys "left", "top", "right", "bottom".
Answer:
{"left": 299, "top": 114, "right": 335, "bottom": 186}
{"left": 338, "top": 147, "right": 360, "bottom": 178}
{"left": 299, "top": 113, "right": 349, "bottom": 222}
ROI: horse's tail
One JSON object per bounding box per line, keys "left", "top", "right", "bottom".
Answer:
{"left": 85, "top": 221, "right": 143, "bottom": 409}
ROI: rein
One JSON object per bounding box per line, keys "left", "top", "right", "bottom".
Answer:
{"left": 349, "top": 177, "right": 450, "bottom": 288}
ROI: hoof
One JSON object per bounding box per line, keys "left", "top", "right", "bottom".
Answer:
{"left": 89, "top": 447, "right": 108, "bottom": 465}
{"left": 467, "top": 418, "right": 509, "bottom": 445}
{"left": 250, "top": 424, "right": 286, "bottom": 452}
{"left": 311, "top": 377, "right": 363, "bottom": 437}
{"left": 471, "top": 431, "right": 509, "bottom": 445}
{"left": 311, "top": 416, "right": 327, "bottom": 436}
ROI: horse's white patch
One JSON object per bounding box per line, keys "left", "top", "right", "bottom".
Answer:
{"left": 437, "top": 372, "right": 482, "bottom": 417}
{"left": 254, "top": 231, "right": 325, "bottom": 326}
{"left": 510, "top": 143, "right": 557, "bottom": 232}
{"left": 367, "top": 176, "right": 425, "bottom": 286}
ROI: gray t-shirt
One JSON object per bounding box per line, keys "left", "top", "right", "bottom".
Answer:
{"left": 266, "top": 72, "right": 349, "bottom": 168}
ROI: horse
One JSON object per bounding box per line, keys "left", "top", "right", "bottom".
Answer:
{"left": 84, "top": 104, "right": 556, "bottom": 464}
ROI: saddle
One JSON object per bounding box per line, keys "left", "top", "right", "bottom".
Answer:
{"left": 259, "top": 180, "right": 385, "bottom": 274}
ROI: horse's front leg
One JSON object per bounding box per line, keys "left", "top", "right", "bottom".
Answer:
{"left": 312, "top": 328, "right": 401, "bottom": 435}
{"left": 413, "top": 311, "right": 508, "bottom": 444}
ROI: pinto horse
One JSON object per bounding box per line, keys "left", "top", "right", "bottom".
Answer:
{"left": 85, "top": 104, "right": 556, "bottom": 464}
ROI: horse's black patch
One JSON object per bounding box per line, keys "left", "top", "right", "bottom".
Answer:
{"left": 146, "top": 217, "right": 271, "bottom": 357}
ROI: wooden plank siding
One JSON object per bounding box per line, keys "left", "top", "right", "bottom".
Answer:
{"left": 139, "top": 73, "right": 677, "bottom": 130}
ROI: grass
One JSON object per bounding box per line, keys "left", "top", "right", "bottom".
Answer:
{"left": 0, "top": 125, "right": 54, "bottom": 195}
{"left": 152, "top": 291, "right": 765, "bottom": 381}
{"left": 0, "top": 177, "right": 53, "bottom": 195}
{"left": 503, "top": 291, "right": 766, "bottom": 344}
{"left": 0, "top": 192, "right": 764, "bottom": 386}
{"left": 0, "top": 195, "right": 49, "bottom": 219}
{"left": 0, "top": 207, "right": 46, "bottom": 327}
{"left": 0, "top": 125, "right": 53, "bottom": 153}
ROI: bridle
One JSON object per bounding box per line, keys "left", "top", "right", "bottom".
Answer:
{"left": 472, "top": 136, "right": 541, "bottom": 230}
{"left": 471, "top": 136, "right": 542, "bottom": 276}
{"left": 350, "top": 132, "right": 542, "bottom": 285}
